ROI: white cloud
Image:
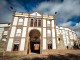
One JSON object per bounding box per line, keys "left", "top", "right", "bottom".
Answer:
{"left": 71, "top": 22, "right": 80, "bottom": 31}
{"left": 35, "top": 0, "right": 80, "bottom": 23}
{"left": 76, "top": 22, "right": 80, "bottom": 26}
{"left": 34, "top": 0, "right": 80, "bottom": 38}
{"left": 71, "top": 22, "right": 80, "bottom": 38}
{"left": 59, "top": 21, "right": 72, "bottom": 27}
{"left": 76, "top": 31, "right": 80, "bottom": 38}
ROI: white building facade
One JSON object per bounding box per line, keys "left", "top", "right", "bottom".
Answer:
{"left": 4, "top": 12, "right": 77, "bottom": 55}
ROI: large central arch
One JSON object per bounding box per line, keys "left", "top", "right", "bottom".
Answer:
{"left": 29, "top": 29, "right": 40, "bottom": 54}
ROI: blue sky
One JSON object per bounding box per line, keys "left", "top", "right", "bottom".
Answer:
{"left": 0, "top": 0, "right": 80, "bottom": 38}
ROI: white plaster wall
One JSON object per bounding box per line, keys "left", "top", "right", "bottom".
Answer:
{"left": 60, "top": 27, "right": 64, "bottom": 29}
{"left": 56, "top": 26, "right": 59, "bottom": 28}
{"left": 52, "top": 39, "right": 56, "bottom": 49}
{"left": 62, "top": 30, "right": 66, "bottom": 42}
{"left": 15, "top": 15, "right": 24, "bottom": 16}
{"left": 43, "top": 15, "right": 48, "bottom": 19}
{"left": 22, "top": 27, "right": 27, "bottom": 37}
{"left": 6, "top": 38, "right": 13, "bottom": 51}
{"left": 0, "top": 28, "right": 3, "bottom": 40}
{"left": 65, "top": 28, "right": 69, "bottom": 30}
{"left": 56, "top": 29, "right": 60, "bottom": 34}
{"left": 49, "top": 16, "right": 53, "bottom": 19}
{"left": 0, "top": 24, "right": 9, "bottom": 27}
{"left": 52, "top": 20, "right": 54, "bottom": 27}
{"left": 66, "top": 31, "right": 68, "bottom": 35}
{"left": 0, "top": 28, "right": 4, "bottom": 37}
{"left": 66, "top": 36, "right": 69, "bottom": 45}
{"left": 63, "top": 36, "right": 66, "bottom": 41}
{"left": 74, "top": 33, "right": 77, "bottom": 40}
{"left": 43, "top": 28, "right": 46, "bottom": 37}
{"left": 71, "top": 42, "right": 74, "bottom": 46}
{"left": 69, "top": 32, "right": 73, "bottom": 39}
{"left": 24, "top": 18, "right": 28, "bottom": 26}
{"left": 47, "top": 30, "right": 51, "bottom": 36}
{"left": 52, "top": 29, "right": 55, "bottom": 37}
{"left": 30, "top": 12, "right": 36, "bottom": 16}
{"left": 36, "top": 12, "right": 41, "bottom": 16}
{"left": 62, "top": 30, "right": 65, "bottom": 34}
{"left": 20, "top": 38, "right": 25, "bottom": 51}
{"left": 43, "top": 19, "right": 46, "bottom": 27}
{"left": 64, "top": 41, "right": 67, "bottom": 46}
{"left": 10, "top": 27, "right": 16, "bottom": 37}
{"left": 43, "top": 38, "right": 46, "bottom": 50}
{"left": 60, "top": 30, "right": 62, "bottom": 33}
{"left": 13, "top": 17, "right": 18, "bottom": 25}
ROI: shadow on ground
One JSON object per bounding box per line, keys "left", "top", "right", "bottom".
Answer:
{"left": 21, "top": 54, "right": 80, "bottom": 60}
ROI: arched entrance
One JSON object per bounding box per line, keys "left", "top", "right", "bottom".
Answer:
{"left": 29, "top": 29, "right": 40, "bottom": 54}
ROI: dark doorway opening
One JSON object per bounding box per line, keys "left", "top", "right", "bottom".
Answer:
{"left": 29, "top": 29, "right": 40, "bottom": 54}
{"left": 13, "top": 44, "right": 19, "bottom": 51}
{"left": 30, "top": 41, "right": 40, "bottom": 54}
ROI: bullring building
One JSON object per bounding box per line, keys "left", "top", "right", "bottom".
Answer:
{"left": 3, "top": 12, "right": 77, "bottom": 55}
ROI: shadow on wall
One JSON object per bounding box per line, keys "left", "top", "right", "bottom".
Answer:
{"left": 21, "top": 54, "right": 80, "bottom": 60}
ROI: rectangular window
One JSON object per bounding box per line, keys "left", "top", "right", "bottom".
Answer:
{"left": 30, "top": 19, "right": 33, "bottom": 26}
{"left": 34, "top": 19, "right": 37, "bottom": 27}
{"left": 13, "top": 40, "right": 19, "bottom": 51}
{"left": 16, "top": 27, "right": 22, "bottom": 36}
{"left": 48, "top": 44, "right": 52, "bottom": 49}
{"left": 47, "top": 40, "right": 52, "bottom": 49}
{"left": 38, "top": 20, "right": 41, "bottom": 27}
{"left": 13, "top": 17, "right": 18, "bottom": 25}
{"left": 18, "top": 22, "right": 23, "bottom": 25}
{"left": 30, "top": 18, "right": 41, "bottom": 27}
{"left": 13, "top": 44, "right": 19, "bottom": 51}
{"left": 47, "top": 30, "right": 51, "bottom": 37}
{"left": 47, "top": 20, "right": 50, "bottom": 27}
{"left": 4, "top": 27, "right": 9, "bottom": 31}
{"left": 16, "top": 33, "right": 21, "bottom": 36}
{"left": 16, "top": 29, "right": 21, "bottom": 33}
{"left": 18, "top": 18, "right": 23, "bottom": 25}
{"left": 2, "top": 35, "right": 6, "bottom": 38}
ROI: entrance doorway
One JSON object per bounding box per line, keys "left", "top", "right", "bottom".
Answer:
{"left": 29, "top": 29, "right": 40, "bottom": 54}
